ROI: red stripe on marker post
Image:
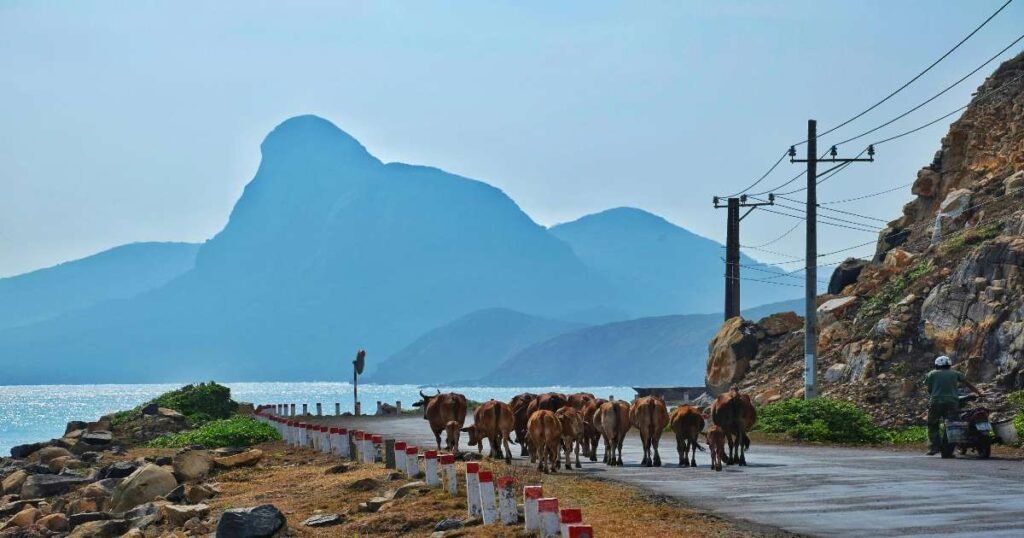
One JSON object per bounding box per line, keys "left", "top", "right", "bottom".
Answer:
{"left": 560, "top": 508, "right": 583, "bottom": 538}
{"left": 567, "top": 524, "right": 594, "bottom": 538}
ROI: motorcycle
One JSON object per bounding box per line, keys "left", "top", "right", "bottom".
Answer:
{"left": 940, "top": 394, "right": 994, "bottom": 459}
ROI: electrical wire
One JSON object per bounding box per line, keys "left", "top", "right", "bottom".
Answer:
{"left": 812, "top": 0, "right": 1015, "bottom": 142}
{"left": 716, "top": 150, "right": 789, "bottom": 198}
{"left": 819, "top": 182, "right": 914, "bottom": 205}
{"left": 778, "top": 195, "right": 889, "bottom": 223}
{"left": 742, "top": 221, "right": 802, "bottom": 249}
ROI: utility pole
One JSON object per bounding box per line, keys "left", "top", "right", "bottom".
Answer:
{"left": 713, "top": 195, "right": 775, "bottom": 321}
{"left": 787, "top": 120, "right": 874, "bottom": 399}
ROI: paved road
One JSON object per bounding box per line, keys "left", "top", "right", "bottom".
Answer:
{"left": 298, "top": 415, "right": 1024, "bottom": 538}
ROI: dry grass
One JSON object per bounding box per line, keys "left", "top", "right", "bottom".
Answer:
{"left": 141, "top": 441, "right": 767, "bottom": 537}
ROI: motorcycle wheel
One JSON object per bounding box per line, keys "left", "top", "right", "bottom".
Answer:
{"left": 977, "top": 440, "right": 992, "bottom": 460}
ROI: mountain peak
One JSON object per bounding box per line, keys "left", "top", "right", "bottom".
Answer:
{"left": 260, "top": 114, "right": 377, "bottom": 165}
{"left": 551, "top": 206, "right": 681, "bottom": 235}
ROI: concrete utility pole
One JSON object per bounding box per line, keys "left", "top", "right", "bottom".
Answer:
{"left": 713, "top": 195, "right": 775, "bottom": 321}
{"left": 788, "top": 120, "right": 874, "bottom": 399}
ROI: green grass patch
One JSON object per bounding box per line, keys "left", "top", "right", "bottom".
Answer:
{"left": 938, "top": 221, "right": 1003, "bottom": 257}
{"left": 1009, "top": 390, "right": 1024, "bottom": 446}
{"left": 887, "top": 425, "right": 927, "bottom": 445}
{"left": 147, "top": 416, "right": 280, "bottom": 448}
{"left": 110, "top": 381, "right": 237, "bottom": 428}
{"left": 857, "top": 259, "right": 933, "bottom": 321}
{"left": 756, "top": 398, "right": 889, "bottom": 444}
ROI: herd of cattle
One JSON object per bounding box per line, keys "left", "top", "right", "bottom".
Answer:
{"left": 411, "top": 388, "right": 758, "bottom": 473}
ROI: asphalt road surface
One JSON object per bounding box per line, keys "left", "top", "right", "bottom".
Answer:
{"left": 300, "top": 414, "right": 1024, "bottom": 538}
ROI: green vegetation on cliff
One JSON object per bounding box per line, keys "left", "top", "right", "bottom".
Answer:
{"left": 111, "top": 382, "right": 237, "bottom": 426}
{"left": 756, "top": 398, "right": 889, "bottom": 444}
{"left": 147, "top": 416, "right": 279, "bottom": 448}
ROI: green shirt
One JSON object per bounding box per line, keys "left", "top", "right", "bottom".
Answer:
{"left": 925, "top": 369, "right": 965, "bottom": 404}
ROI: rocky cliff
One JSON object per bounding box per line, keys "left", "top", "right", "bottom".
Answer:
{"left": 706, "top": 52, "right": 1024, "bottom": 427}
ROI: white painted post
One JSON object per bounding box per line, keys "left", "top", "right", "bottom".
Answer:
{"left": 371, "top": 435, "right": 383, "bottom": 463}
{"left": 302, "top": 403, "right": 308, "bottom": 416}
{"left": 352, "top": 431, "right": 363, "bottom": 461}
{"left": 465, "top": 462, "right": 481, "bottom": 518}
{"left": 441, "top": 454, "right": 457, "bottom": 495}
{"left": 363, "top": 435, "right": 376, "bottom": 464}
{"left": 396, "top": 400, "right": 402, "bottom": 414}
{"left": 395, "top": 441, "right": 408, "bottom": 473}
{"left": 479, "top": 471, "right": 498, "bottom": 524}
{"left": 306, "top": 425, "right": 315, "bottom": 449}
{"left": 405, "top": 446, "right": 419, "bottom": 477}
{"left": 296, "top": 423, "right": 305, "bottom": 447}
{"left": 524, "top": 486, "right": 543, "bottom": 532}
{"left": 567, "top": 524, "right": 594, "bottom": 538}
{"left": 497, "top": 476, "right": 517, "bottom": 525}
{"left": 539, "top": 498, "right": 560, "bottom": 538}
{"left": 289, "top": 403, "right": 295, "bottom": 416}
{"left": 321, "top": 427, "right": 332, "bottom": 453}
{"left": 424, "top": 450, "right": 440, "bottom": 487}
{"left": 560, "top": 508, "right": 582, "bottom": 538}
{"left": 339, "top": 428, "right": 350, "bottom": 458}
{"left": 311, "top": 425, "right": 320, "bottom": 451}
{"left": 316, "top": 402, "right": 322, "bottom": 416}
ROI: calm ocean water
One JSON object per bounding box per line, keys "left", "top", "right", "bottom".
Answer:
{"left": 0, "top": 382, "right": 635, "bottom": 455}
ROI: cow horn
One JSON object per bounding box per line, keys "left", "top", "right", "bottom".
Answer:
{"left": 419, "top": 390, "right": 428, "bottom": 400}
{"left": 435, "top": 389, "right": 441, "bottom": 396}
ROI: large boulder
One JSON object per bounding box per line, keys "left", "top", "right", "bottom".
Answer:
{"left": 215, "top": 504, "right": 285, "bottom": 538}
{"left": 9, "top": 443, "right": 48, "bottom": 459}
{"left": 79, "top": 431, "right": 113, "bottom": 447}
{"left": 67, "top": 519, "right": 129, "bottom": 538}
{"left": 930, "top": 188, "right": 973, "bottom": 245}
{"left": 1, "top": 507, "right": 40, "bottom": 530}
{"left": 98, "top": 461, "right": 138, "bottom": 480}
{"left": 758, "top": 311, "right": 803, "bottom": 337}
{"left": 1, "top": 470, "right": 28, "bottom": 495}
{"left": 705, "top": 317, "right": 759, "bottom": 396}
{"left": 828, "top": 258, "right": 868, "bottom": 295}
{"left": 34, "top": 447, "right": 73, "bottom": 465}
{"left": 172, "top": 450, "right": 213, "bottom": 482}
{"left": 817, "top": 296, "right": 858, "bottom": 328}
{"left": 160, "top": 503, "right": 210, "bottom": 527}
{"left": 20, "top": 474, "right": 91, "bottom": 498}
{"left": 36, "top": 512, "right": 70, "bottom": 532}
{"left": 110, "top": 464, "right": 177, "bottom": 513}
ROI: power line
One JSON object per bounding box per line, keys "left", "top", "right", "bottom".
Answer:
{"left": 725, "top": 274, "right": 805, "bottom": 289}
{"left": 770, "top": 199, "right": 883, "bottom": 229}
{"left": 777, "top": 195, "right": 889, "bottom": 222}
{"left": 813, "top": 0, "right": 1015, "bottom": 141}
{"left": 742, "top": 220, "right": 802, "bottom": 248}
{"left": 820, "top": 182, "right": 914, "bottom": 205}
{"left": 717, "top": 150, "right": 788, "bottom": 198}
{"left": 760, "top": 206, "right": 880, "bottom": 234}
{"left": 834, "top": 31, "right": 1024, "bottom": 148}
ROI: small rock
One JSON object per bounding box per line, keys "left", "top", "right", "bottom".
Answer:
{"left": 20, "top": 474, "right": 90, "bottom": 498}
{"left": 172, "top": 450, "right": 212, "bottom": 482}
{"left": 68, "top": 511, "right": 111, "bottom": 527}
{"left": 65, "top": 421, "right": 89, "bottom": 435}
{"left": 154, "top": 456, "right": 172, "bottom": 466}
{"left": 160, "top": 503, "right": 210, "bottom": 527}
{"left": 140, "top": 403, "right": 160, "bottom": 415}
{"left": 110, "top": 464, "right": 177, "bottom": 512}
{"left": 165, "top": 484, "right": 186, "bottom": 503}
{"left": 184, "top": 484, "right": 215, "bottom": 504}
{"left": 215, "top": 504, "right": 285, "bottom": 538}
{"left": 323, "top": 463, "right": 349, "bottom": 474}
{"left": 9, "top": 443, "right": 48, "bottom": 459}
{"left": 1, "top": 471, "right": 28, "bottom": 495}
{"left": 392, "top": 481, "right": 426, "bottom": 499}
{"left": 80, "top": 431, "right": 113, "bottom": 446}
{"left": 434, "top": 518, "right": 464, "bottom": 532}
{"left": 121, "top": 529, "right": 145, "bottom": 538}
{"left": 183, "top": 516, "right": 210, "bottom": 535}
{"left": 36, "top": 512, "right": 69, "bottom": 532}
{"left": 98, "top": 461, "right": 138, "bottom": 480}
{"left": 213, "top": 449, "right": 263, "bottom": 469}
{"left": 302, "top": 513, "right": 344, "bottom": 527}
{"left": 364, "top": 497, "right": 390, "bottom": 512}
{"left": 34, "top": 447, "right": 73, "bottom": 465}
{"left": 67, "top": 519, "right": 128, "bottom": 538}
{"left": 348, "top": 478, "right": 379, "bottom": 492}
{"left": 1, "top": 507, "right": 40, "bottom": 530}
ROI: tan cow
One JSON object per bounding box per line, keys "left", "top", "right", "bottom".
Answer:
{"left": 527, "top": 409, "right": 562, "bottom": 473}
{"left": 567, "top": 392, "right": 596, "bottom": 411}
{"left": 461, "top": 399, "right": 515, "bottom": 464}
{"left": 581, "top": 398, "right": 607, "bottom": 462}
{"left": 595, "top": 400, "right": 631, "bottom": 466}
{"left": 706, "top": 425, "right": 727, "bottom": 472}
{"left": 669, "top": 405, "right": 705, "bottom": 468}
{"left": 710, "top": 388, "right": 757, "bottom": 466}
{"left": 555, "top": 407, "right": 585, "bottom": 470}
{"left": 510, "top": 392, "right": 538, "bottom": 456}
{"left": 412, "top": 390, "right": 468, "bottom": 453}
{"left": 630, "top": 396, "right": 670, "bottom": 467}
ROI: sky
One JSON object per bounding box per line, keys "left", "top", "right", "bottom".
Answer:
{"left": 1, "top": 0, "right": 1022, "bottom": 277}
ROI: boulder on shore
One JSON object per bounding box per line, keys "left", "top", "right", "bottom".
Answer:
{"left": 20, "top": 474, "right": 91, "bottom": 498}
{"left": 215, "top": 504, "right": 285, "bottom": 538}
{"left": 110, "top": 464, "right": 177, "bottom": 513}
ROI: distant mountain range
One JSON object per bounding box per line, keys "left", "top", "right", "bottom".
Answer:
{"left": 0, "top": 115, "right": 797, "bottom": 384}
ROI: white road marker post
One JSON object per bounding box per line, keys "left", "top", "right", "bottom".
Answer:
{"left": 424, "top": 450, "right": 440, "bottom": 487}
{"left": 352, "top": 431, "right": 364, "bottom": 461}
{"left": 567, "top": 524, "right": 594, "bottom": 538}
{"left": 371, "top": 435, "right": 383, "bottom": 463}
{"left": 478, "top": 471, "right": 498, "bottom": 524}
{"left": 538, "top": 498, "right": 560, "bottom": 538}
{"left": 395, "top": 441, "right": 408, "bottom": 473}
{"left": 497, "top": 476, "right": 517, "bottom": 525}
{"left": 465, "top": 462, "right": 482, "bottom": 518}
{"left": 338, "top": 428, "right": 350, "bottom": 458}
{"left": 405, "top": 446, "right": 420, "bottom": 477}
{"left": 524, "top": 486, "right": 543, "bottom": 532}
{"left": 441, "top": 454, "right": 457, "bottom": 495}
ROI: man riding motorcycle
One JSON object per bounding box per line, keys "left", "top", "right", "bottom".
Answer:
{"left": 925, "top": 355, "right": 983, "bottom": 457}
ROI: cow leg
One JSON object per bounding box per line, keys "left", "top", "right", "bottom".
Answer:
{"left": 503, "top": 435, "right": 512, "bottom": 465}
{"left": 617, "top": 437, "right": 625, "bottom": 466}
{"left": 676, "top": 435, "right": 686, "bottom": 467}
{"left": 549, "top": 444, "right": 558, "bottom": 474}
{"left": 689, "top": 437, "right": 698, "bottom": 467}
{"left": 575, "top": 439, "right": 582, "bottom": 469}
{"left": 433, "top": 431, "right": 443, "bottom": 453}
{"left": 652, "top": 433, "right": 662, "bottom": 467}
{"left": 739, "top": 432, "right": 747, "bottom": 466}
{"left": 589, "top": 436, "right": 599, "bottom": 462}
{"left": 562, "top": 440, "right": 571, "bottom": 471}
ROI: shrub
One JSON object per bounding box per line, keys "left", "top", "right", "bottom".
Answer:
{"left": 150, "top": 382, "right": 236, "bottom": 424}
{"left": 887, "top": 425, "right": 928, "bottom": 445}
{"left": 858, "top": 259, "right": 933, "bottom": 321}
{"left": 147, "top": 416, "right": 280, "bottom": 448}
{"left": 756, "top": 398, "right": 888, "bottom": 444}
{"left": 1008, "top": 390, "right": 1024, "bottom": 444}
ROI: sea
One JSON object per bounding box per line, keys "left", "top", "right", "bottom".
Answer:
{"left": 0, "top": 382, "right": 635, "bottom": 455}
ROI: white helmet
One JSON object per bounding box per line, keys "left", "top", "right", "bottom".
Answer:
{"left": 935, "top": 356, "right": 952, "bottom": 367}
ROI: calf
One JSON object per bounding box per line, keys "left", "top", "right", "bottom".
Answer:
{"left": 412, "top": 390, "right": 468, "bottom": 454}
{"left": 706, "top": 425, "right": 727, "bottom": 472}
{"left": 669, "top": 405, "right": 705, "bottom": 467}
{"left": 630, "top": 396, "right": 670, "bottom": 467}
{"left": 527, "top": 409, "right": 562, "bottom": 473}
{"left": 595, "top": 400, "right": 631, "bottom": 466}
{"left": 461, "top": 399, "right": 515, "bottom": 464}
{"left": 555, "top": 407, "right": 585, "bottom": 470}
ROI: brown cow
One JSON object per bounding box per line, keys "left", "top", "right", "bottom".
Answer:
{"left": 706, "top": 425, "right": 727, "bottom": 472}
{"left": 595, "top": 400, "right": 631, "bottom": 466}
{"left": 630, "top": 396, "right": 670, "bottom": 467}
{"left": 710, "top": 388, "right": 757, "bottom": 466}
{"left": 524, "top": 392, "right": 569, "bottom": 460}
{"left": 412, "top": 390, "right": 468, "bottom": 453}
{"left": 581, "top": 398, "right": 607, "bottom": 462}
{"left": 510, "top": 393, "right": 538, "bottom": 456}
{"left": 461, "top": 399, "right": 515, "bottom": 464}
{"left": 527, "top": 409, "right": 562, "bottom": 473}
{"left": 670, "top": 405, "right": 705, "bottom": 468}
{"left": 567, "top": 392, "right": 596, "bottom": 411}
{"left": 555, "top": 407, "right": 585, "bottom": 470}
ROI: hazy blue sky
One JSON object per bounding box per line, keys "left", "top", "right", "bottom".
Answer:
{"left": 1, "top": 1, "right": 1021, "bottom": 277}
